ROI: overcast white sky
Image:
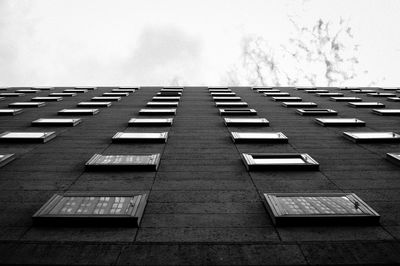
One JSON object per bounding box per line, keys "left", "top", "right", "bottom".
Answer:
{"left": 0, "top": 0, "right": 399, "bottom": 86}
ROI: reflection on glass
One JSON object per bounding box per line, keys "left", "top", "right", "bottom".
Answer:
{"left": 253, "top": 158, "right": 305, "bottom": 164}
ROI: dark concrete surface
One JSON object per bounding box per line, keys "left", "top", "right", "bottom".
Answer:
{"left": 0, "top": 86, "right": 399, "bottom": 265}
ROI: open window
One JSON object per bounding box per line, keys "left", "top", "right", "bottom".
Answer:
{"left": 0, "top": 109, "right": 23, "bottom": 116}
{"left": 348, "top": 102, "right": 385, "bottom": 108}
{"left": 231, "top": 132, "right": 288, "bottom": 143}
{"left": 372, "top": 109, "right": 400, "bottom": 116}
{"left": 263, "top": 92, "right": 290, "bottom": 97}
{"left": 330, "top": 97, "right": 362, "bottom": 102}
{"left": 387, "top": 153, "right": 400, "bottom": 166}
{"left": 31, "top": 97, "right": 63, "bottom": 102}
{"left": 112, "top": 88, "right": 136, "bottom": 93}
{"left": 213, "top": 96, "right": 242, "bottom": 102}
{"left": 296, "top": 109, "right": 337, "bottom": 116}
{"left": 241, "top": 153, "right": 319, "bottom": 170}
{"left": 263, "top": 193, "right": 380, "bottom": 226}
{"left": 32, "top": 192, "right": 148, "bottom": 227}
{"left": 351, "top": 89, "right": 376, "bottom": 93}
{"left": 112, "top": 132, "right": 168, "bottom": 143}
{"left": 257, "top": 89, "right": 281, "bottom": 93}
{"left": 316, "top": 92, "right": 343, "bottom": 97}
{"left": 77, "top": 102, "right": 112, "bottom": 108}
{"left": 0, "top": 131, "right": 56, "bottom": 143}
{"left": 282, "top": 102, "right": 317, "bottom": 108}
{"left": 58, "top": 109, "right": 99, "bottom": 115}
{"left": 215, "top": 102, "right": 248, "bottom": 107}
{"left": 32, "top": 118, "right": 82, "bottom": 127}
{"left": 85, "top": 153, "right": 161, "bottom": 171}
{"left": 0, "top": 154, "right": 15, "bottom": 168}
{"left": 147, "top": 101, "right": 179, "bottom": 107}
{"left": 343, "top": 132, "right": 400, "bottom": 143}
{"left": 103, "top": 92, "right": 129, "bottom": 97}
{"left": 210, "top": 92, "right": 236, "bottom": 97}
{"left": 64, "top": 89, "right": 88, "bottom": 93}
{"left": 224, "top": 118, "right": 269, "bottom": 126}
{"left": 50, "top": 93, "right": 77, "bottom": 97}
{"left": 139, "top": 109, "right": 176, "bottom": 115}
{"left": 315, "top": 118, "right": 365, "bottom": 127}
{"left": 9, "top": 102, "right": 46, "bottom": 108}
{"left": 219, "top": 108, "right": 257, "bottom": 116}
{"left": 16, "top": 89, "right": 39, "bottom": 93}
{"left": 91, "top": 96, "right": 121, "bottom": 102}
{"left": 367, "top": 92, "right": 396, "bottom": 97}
{"left": 388, "top": 97, "right": 400, "bottom": 102}
{"left": 272, "top": 97, "right": 302, "bottom": 102}
{"left": 305, "top": 89, "right": 329, "bottom": 93}
{"left": 129, "top": 118, "right": 173, "bottom": 126}
{"left": 0, "top": 93, "right": 25, "bottom": 97}
{"left": 152, "top": 96, "right": 181, "bottom": 102}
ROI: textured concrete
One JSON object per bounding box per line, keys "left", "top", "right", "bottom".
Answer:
{"left": 0, "top": 86, "right": 399, "bottom": 265}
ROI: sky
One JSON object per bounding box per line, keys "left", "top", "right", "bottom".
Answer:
{"left": 0, "top": 0, "right": 399, "bottom": 86}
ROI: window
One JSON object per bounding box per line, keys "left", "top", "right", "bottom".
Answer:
{"left": 330, "top": 97, "right": 362, "bottom": 102}
{"left": 315, "top": 118, "right": 365, "bottom": 127}
{"left": 85, "top": 153, "right": 161, "bottom": 171}
{"left": 263, "top": 92, "right": 290, "bottom": 97}
{"left": 372, "top": 109, "right": 400, "bottom": 116}
{"left": 0, "top": 93, "right": 25, "bottom": 97}
{"left": 388, "top": 97, "right": 400, "bottom": 102}
{"left": 209, "top": 89, "right": 231, "bottom": 92}
{"left": 210, "top": 92, "right": 236, "bottom": 96}
{"left": 224, "top": 118, "right": 269, "bottom": 126}
{"left": 0, "top": 154, "right": 15, "bottom": 168}
{"left": 241, "top": 153, "right": 319, "bottom": 170}
{"left": 16, "top": 89, "right": 39, "bottom": 93}
{"left": 213, "top": 96, "right": 242, "bottom": 102}
{"left": 257, "top": 89, "right": 281, "bottom": 93}
{"left": 152, "top": 96, "right": 181, "bottom": 102}
{"left": 64, "top": 89, "right": 88, "bottom": 93}
{"left": 351, "top": 89, "right": 376, "bottom": 93}
{"left": 9, "top": 102, "right": 46, "bottom": 108}
{"left": 380, "top": 87, "right": 398, "bottom": 91}
{"left": 75, "top": 86, "right": 96, "bottom": 90}
{"left": 231, "top": 132, "right": 288, "bottom": 143}
{"left": 31, "top": 97, "right": 63, "bottom": 102}
{"left": 219, "top": 108, "right": 257, "bottom": 116}
{"left": 129, "top": 118, "right": 173, "bottom": 126}
{"left": 317, "top": 93, "right": 344, "bottom": 97}
{"left": 32, "top": 118, "right": 82, "bottom": 127}
{"left": 272, "top": 97, "right": 302, "bottom": 102}
{"left": 161, "top": 88, "right": 183, "bottom": 92}
{"left": 305, "top": 89, "right": 329, "bottom": 93}
{"left": 147, "top": 101, "right": 179, "bottom": 107}
{"left": 252, "top": 87, "right": 273, "bottom": 90}
{"left": 58, "top": 109, "right": 99, "bottom": 115}
{"left": 112, "top": 88, "right": 136, "bottom": 93}
{"left": 343, "top": 132, "right": 400, "bottom": 143}
{"left": 32, "top": 192, "right": 148, "bottom": 227}
{"left": 103, "top": 92, "right": 129, "bottom": 97}
{"left": 296, "top": 109, "right": 338, "bottom": 116}
{"left": 348, "top": 102, "right": 385, "bottom": 108}
{"left": 91, "top": 96, "right": 121, "bottom": 102}
{"left": 77, "top": 102, "right": 112, "bottom": 108}
{"left": 282, "top": 102, "right": 317, "bottom": 107}
{"left": 50, "top": 93, "right": 77, "bottom": 97}
{"left": 387, "top": 153, "right": 400, "bottom": 166}
{"left": 34, "top": 87, "right": 55, "bottom": 91}
{"left": 263, "top": 193, "right": 380, "bottom": 225}
{"left": 157, "top": 92, "right": 182, "bottom": 97}
{"left": 0, "top": 131, "right": 56, "bottom": 143}
{"left": 367, "top": 92, "right": 396, "bottom": 97}
{"left": 215, "top": 102, "right": 248, "bottom": 107}
{"left": 112, "top": 132, "right": 168, "bottom": 143}
{"left": 139, "top": 109, "right": 176, "bottom": 115}
{"left": 0, "top": 109, "right": 23, "bottom": 116}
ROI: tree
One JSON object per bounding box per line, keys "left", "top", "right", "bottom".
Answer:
{"left": 225, "top": 18, "right": 364, "bottom": 87}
